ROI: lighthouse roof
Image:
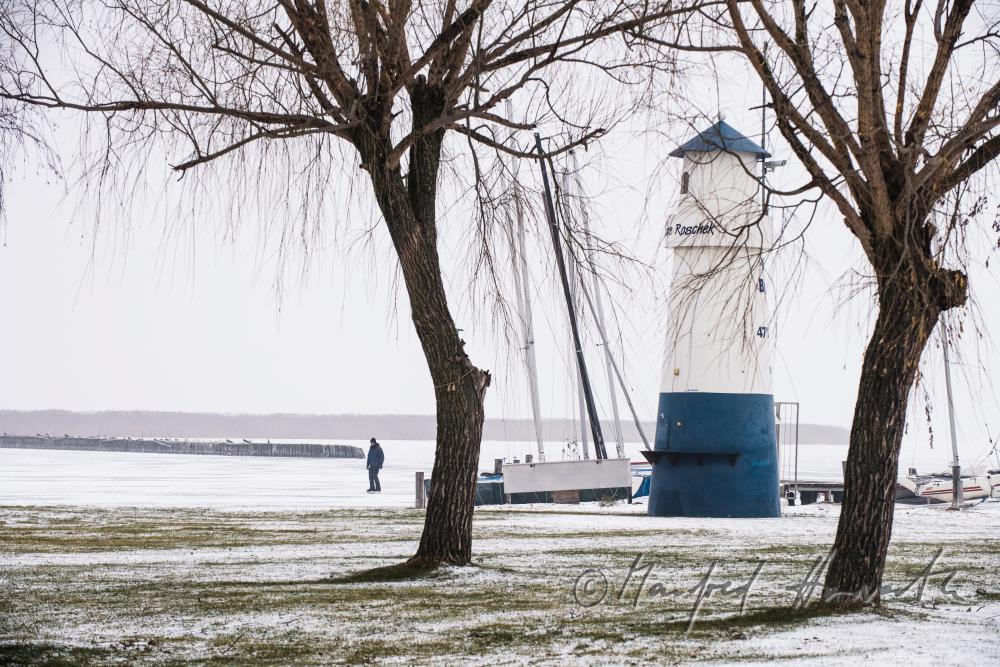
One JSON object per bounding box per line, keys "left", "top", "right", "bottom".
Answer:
{"left": 669, "top": 120, "right": 771, "bottom": 158}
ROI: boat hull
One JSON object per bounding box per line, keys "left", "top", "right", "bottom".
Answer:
{"left": 896, "top": 470, "right": 1000, "bottom": 504}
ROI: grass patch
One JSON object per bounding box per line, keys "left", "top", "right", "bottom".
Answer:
{"left": 3, "top": 503, "right": 997, "bottom": 665}
{"left": 0, "top": 642, "right": 113, "bottom": 666}
{"left": 975, "top": 587, "right": 1000, "bottom": 600}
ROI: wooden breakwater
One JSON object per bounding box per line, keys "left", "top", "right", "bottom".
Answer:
{"left": 0, "top": 435, "right": 363, "bottom": 459}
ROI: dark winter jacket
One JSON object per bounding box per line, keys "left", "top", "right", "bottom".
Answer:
{"left": 367, "top": 444, "right": 384, "bottom": 469}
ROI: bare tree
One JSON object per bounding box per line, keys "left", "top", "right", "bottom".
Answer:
{"left": 0, "top": 0, "right": 692, "bottom": 568}
{"left": 0, "top": 104, "right": 20, "bottom": 226}
{"left": 0, "top": 84, "right": 55, "bottom": 229}
{"left": 645, "top": 1, "right": 1000, "bottom": 603}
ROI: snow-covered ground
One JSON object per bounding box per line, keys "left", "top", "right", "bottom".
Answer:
{"left": 3, "top": 443, "right": 998, "bottom": 665}
{"left": 0, "top": 439, "right": 966, "bottom": 509}
{"left": 1, "top": 500, "right": 998, "bottom": 665}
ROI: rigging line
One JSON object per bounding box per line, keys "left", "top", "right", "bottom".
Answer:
{"left": 556, "top": 156, "right": 647, "bottom": 449}
{"left": 560, "top": 173, "right": 592, "bottom": 459}
{"left": 511, "top": 193, "right": 579, "bottom": 431}
{"left": 508, "top": 179, "right": 545, "bottom": 462}
{"left": 557, "top": 162, "right": 659, "bottom": 434}
{"left": 577, "top": 277, "right": 652, "bottom": 450}
{"left": 535, "top": 133, "right": 608, "bottom": 459}
{"left": 566, "top": 152, "right": 625, "bottom": 458}
{"left": 987, "top": 431, "right": 1000, "bottom": 468}
{"left": 531, "top": 268, "right": 580, "bottom": 432}
{"left": 522, "top": 227, "right": 579, "bottom": 382}
{"left": 609, "top": 292, "right": 657, "bottom": 416}
{"left": 610, "top": 309, "right": 657, "bottom": 417}
{"left": 525, "top": 157, "right": 641, "bottom": 450}
{"left": 515, "top": 208, "right": 583, "bottom": 456}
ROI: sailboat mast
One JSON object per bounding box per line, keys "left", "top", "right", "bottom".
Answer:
{"left": 560, "top": 171, "right": 591, "bottom": 460}
{"left": 942, "top": 328, "right": 963, "bottom": 508}
{"left": 534, "top": 133, "right": 608, "bottom": 459}
{"left": 503, "top": 102, "right": 545, "bottom": 462}
{"left": 567, "top": 153, "right": 626, "bottom": 459}
{"left": 568, "top": 257, "right": 591, "bottom": 459}
{"left": 510, "top": 186, "right": 546, "bottom": 462}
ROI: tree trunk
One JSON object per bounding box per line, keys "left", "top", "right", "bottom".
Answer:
{"left": 377, "top": 186, "right": 490, "bottom": 568}
{"left": 376, "top": 203, "right": 490, "bottom": 567}
{"left": 823, "top": 239, "right": 966, "bottom": 605}
{"left": 354, "top": 91, "right": 490, "bottom": 567}
{"left": 397, "top": 228, "right": 490, "bottom": 567}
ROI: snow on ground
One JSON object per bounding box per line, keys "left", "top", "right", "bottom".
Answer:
{"left": 1, "top": 445, "right": 999, "bottom": 664}
{"left": 2, "top": 497, "right": 999, "bottom": 665}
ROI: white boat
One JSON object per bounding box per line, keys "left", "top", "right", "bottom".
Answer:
{"left": 896, "top": 466, "right": 1000, "bottom": 504}
{"left": 896, "top": 325, "right": 1000, "bottom": 506}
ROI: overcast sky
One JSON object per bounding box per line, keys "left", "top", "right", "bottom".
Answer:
{"left": 2, "top": 61, "right": 999, "bottom": 470}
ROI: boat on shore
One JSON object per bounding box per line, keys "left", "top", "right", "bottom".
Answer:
{"left": 895, "top": 326, "right": 1000, "bottom": 506}
{"left": 896, "top": 466, "right": 1000, "bottom": 504}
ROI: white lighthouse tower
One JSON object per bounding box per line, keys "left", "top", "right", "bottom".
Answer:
{"left": 646, "top": 119, "right": 780, "bottom": 518}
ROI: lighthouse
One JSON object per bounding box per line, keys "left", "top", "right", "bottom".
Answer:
{"left": 646, "top": 119, "right": 780, "bottom": 518}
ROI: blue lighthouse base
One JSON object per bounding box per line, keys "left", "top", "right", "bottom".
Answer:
{"left": 646, "top": 392, "right": 780, "bottom": 518}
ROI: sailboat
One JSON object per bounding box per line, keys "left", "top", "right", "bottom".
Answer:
{"left": 475, "top": 138, "right": 654, "bottom": 504}
{"left": 896, "top": 466, "right": 1000, "bottom": 504}
{"left": 506, "top": 138, "right": 649, "bottom": 463}
{"left": 895, "top": 326, "right": 1000, "bottom": 505}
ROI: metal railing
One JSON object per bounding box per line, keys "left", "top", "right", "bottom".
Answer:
{"left": 775, "top": 401, "right": 800, "bottom": 502}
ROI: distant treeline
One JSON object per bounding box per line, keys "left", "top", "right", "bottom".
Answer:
{"left": 0, "top": 410, "right": 849, "bottom": 445}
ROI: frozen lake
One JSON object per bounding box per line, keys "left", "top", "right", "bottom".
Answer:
{"left": 0, "top": 438, "right": 982, "bottom": 509}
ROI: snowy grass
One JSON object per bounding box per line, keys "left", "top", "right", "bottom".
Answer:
{"left": 2, "top": 502, "right": 999, "bottom": 665}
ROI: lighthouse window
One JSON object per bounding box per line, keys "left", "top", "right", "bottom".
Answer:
{"left": 680, "top": 171, "right": 689, "bottom": 194}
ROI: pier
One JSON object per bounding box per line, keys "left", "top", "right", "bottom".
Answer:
{"left": 781, "top": 479, "right": 844, "bottom": 505}
{"left": 0, "top": 435, "right": 363, "bottom": 459}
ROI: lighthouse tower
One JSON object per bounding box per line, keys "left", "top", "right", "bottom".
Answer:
{"left": 646, "top": 120, "right": 780, "bottom": 518}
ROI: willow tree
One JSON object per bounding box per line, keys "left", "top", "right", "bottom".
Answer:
{"left": 0, "top": 1, "right": 690, "bottom": 566}
{"left": 649, "top": 1, "right": 1000, "bottom": 602}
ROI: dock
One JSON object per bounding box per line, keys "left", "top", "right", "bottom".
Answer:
{"left": 0, "top": 435, "right": 363, "bottom": 459}
{"left": 780, "top": 479, "right": 844, "bottom": 505}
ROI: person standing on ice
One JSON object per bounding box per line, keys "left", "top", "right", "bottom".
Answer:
{"left": 366, "top": 438, "right": 384, "bottom": 493}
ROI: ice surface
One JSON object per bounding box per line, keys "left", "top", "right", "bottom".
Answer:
{"left": 0, "top": 438, "right": 976, "bottom": 509}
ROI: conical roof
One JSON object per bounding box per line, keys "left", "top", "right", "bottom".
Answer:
{"left": 669, "top": 120, "right": 771, "bottom": 158}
